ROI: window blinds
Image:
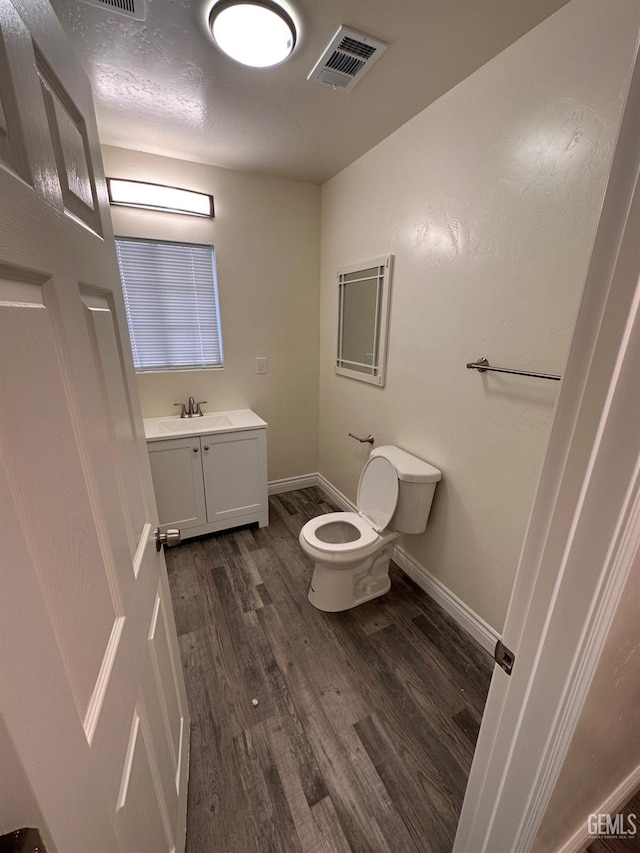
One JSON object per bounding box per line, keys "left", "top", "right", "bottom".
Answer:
{"left": 115, "top": 237, "right": 224, "bottom": 372}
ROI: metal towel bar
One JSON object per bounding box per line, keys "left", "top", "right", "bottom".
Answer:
{"left": 467, "top": 356, "right": 561, "bottom": 382}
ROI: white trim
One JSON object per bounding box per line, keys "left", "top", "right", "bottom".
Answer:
{"left": 516, "top": 463, "right": 640, "bottom": 852}
{"left": 315, "top": 472, "right": 357, "bottom": 512}
{"left": 557, "top": 762, "right": 640, "bottom": 853}
{"left": 268, "top": 474, "right": 319, "bottom": 495}
{"left": 393, "top": 545, "right": 499, "bottom": 654}
{"left": 314, "top": 473, "right": 497, "bottom": 652}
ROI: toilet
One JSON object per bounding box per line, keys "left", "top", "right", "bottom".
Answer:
{"left": 299, "top": 445, "right": 441, "bottom": 612}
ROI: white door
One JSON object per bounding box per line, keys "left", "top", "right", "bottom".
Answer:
{"left": 0, "top": 2, "right": 189, "bottom": 851}
{"left": 453, "top": 24, "right": 640, "bottom": 853}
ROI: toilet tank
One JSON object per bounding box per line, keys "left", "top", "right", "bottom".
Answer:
{"left": 370, "top": 445, "right": 441, "bottom": 534}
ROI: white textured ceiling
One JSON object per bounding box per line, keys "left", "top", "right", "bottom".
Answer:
{"left": 50, "top": 0, "right": 570, "bottom": 184}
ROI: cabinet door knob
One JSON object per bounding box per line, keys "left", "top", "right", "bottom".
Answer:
{"left": 193, "top": 447, "right": 199, "bottom": 453}
{"left": 203, "top": 445, "right": 209, "bottom": 450}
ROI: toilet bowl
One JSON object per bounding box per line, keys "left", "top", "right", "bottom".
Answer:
{"left": 299, "top": 446, "right": 441, "bottom": 612}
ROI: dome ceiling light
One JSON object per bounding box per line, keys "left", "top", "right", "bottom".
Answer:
{"left": 209, "top": 0, "right": 297, "bottom": 68}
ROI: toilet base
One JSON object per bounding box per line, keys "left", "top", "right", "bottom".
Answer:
{"left": 307, "top": 543, "right": 394, "bottom": 612}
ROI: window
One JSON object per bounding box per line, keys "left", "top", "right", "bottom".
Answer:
{"left": 115, "top": 237, "right": 224, "bottom": 372}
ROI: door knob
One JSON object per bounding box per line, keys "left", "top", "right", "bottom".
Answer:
{"left": 155, "top": 527, "right": 181, "bottom": 551}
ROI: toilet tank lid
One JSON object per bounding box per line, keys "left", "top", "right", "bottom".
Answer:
{"left": 370, "top": 445, "right": 441, "bottom": 483}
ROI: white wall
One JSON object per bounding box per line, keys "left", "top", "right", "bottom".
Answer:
{"left": 318, "top": 0, "right": 640, "bottom": 631}
{"left": 102, "top": 146, "right": 321, "bottom": 483}
{"left": 534, "top": 546, "right": 640, "bottom": 851}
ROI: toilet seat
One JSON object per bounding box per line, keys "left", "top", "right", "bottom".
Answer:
{"left": 302, "top": 455, "right": 400, "bottom": 556}
{"left": 301, "top": 511, "right": 379, "bottom": 554}
{"left": 356, "top": 455, "right": 399, "bottom": 531}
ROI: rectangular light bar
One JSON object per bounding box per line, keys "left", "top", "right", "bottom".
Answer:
{"left": 106, "top": 178, "right": 214, "bottom": 218}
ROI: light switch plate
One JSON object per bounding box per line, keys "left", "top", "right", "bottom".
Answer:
{"left": 256, "top": 357, "right": 267, "bottom": 374}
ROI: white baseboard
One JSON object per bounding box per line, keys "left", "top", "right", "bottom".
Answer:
{"left": 557, "top": 763, "right": 640, "bottom": 853}
{"left": 315, "top": 473, "right": 357, "bottom": 512}
{"left": 314, "top": 473, "right": 498, "bottom": 654}
{"left": 268, "top": 474, "right": 319, "bottom": 495}
{"left": 393, "top": 545, "right": 499, "bottom": 654}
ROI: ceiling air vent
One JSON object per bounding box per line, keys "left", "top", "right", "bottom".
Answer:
{"left": 76, "top": 0, "right": 147, "bottom": 21}
{"left": 308, "top": 26, "right": 388, "bottom": 93}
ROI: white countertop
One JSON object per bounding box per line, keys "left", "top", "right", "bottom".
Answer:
{"left": 144, "top": 408, "right": 267, "bottom": 440}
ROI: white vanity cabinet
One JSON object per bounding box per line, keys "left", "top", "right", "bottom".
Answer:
{"left": 145, "top": 410, "right": 268, "bottom": 539}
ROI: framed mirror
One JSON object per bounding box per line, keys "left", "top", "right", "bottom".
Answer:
{"left": 335, "top": 254, "right": 392, "bottom": 386}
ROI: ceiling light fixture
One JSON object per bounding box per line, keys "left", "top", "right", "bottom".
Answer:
{"left": 209, "top": 0, "right": 296, "bottom": 68}
{"left": 107, "top": 178, "right": 214, "bottom": 217}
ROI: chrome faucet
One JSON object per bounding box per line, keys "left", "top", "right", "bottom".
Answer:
{"left": 187, "top": 396, "right": 196, "bottom": 417}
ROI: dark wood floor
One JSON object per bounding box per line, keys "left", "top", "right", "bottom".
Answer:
{"left": 166, "top": 487, "right": 494, "bottom": 853}
{"left": 586, "top": 788, "right": 640, "bottom": 852}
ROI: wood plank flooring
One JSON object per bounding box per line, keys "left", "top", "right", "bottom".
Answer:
{"left": 166, "top": 487, "right": 494, "bottom": 853}
{"left": 586, "top": 788, "right": 640, "bottom": 852}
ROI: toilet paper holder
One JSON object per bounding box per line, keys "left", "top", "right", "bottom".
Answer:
{"left": 348, "top": 432, "right": 374, "bottom": 444}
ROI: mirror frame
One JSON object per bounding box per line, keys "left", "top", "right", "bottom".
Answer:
{"left": 335, "top": 254, "right": 393, "bottom": 387}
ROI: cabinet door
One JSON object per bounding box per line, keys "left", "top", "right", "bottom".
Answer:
{"left": 148, "top": 437, "right": 207, "bottom": 530}
{"left": 202, "top": 429, "right": 267, "bottom": 524}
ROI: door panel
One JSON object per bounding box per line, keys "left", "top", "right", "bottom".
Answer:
{"left": 140, "top": 589, "right": 184, "bottom": 832}
{"left": 149, "top": 590, "right": 185, "bottom": 772}
{"left": 0, "top": 14, "right": 30, "bottom": 181}
{"left": 37, "top": 49, "right": 102, "bottom": 235}
{"left": 0, "top": 272, "right": 122, "bottom": 720}
{"left": 0, "top": 0, "right": 63, "bottom": 207}
{"left": 0, "top": 2, "right": 189, "bottom": 850}
{"left": 80, "top": 287, "right": 149, "bottom": 557}
{"left": 1, "top": 467, "right": 121, "bottom": 853}
{"left": 115, "top": 704, "right": 173, "bottom": 853}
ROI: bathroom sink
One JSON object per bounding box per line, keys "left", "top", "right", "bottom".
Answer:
{"left": 143, "top": 408, "right": 267, "bottom": 440}
{"left": 157, "top": 413, "right": 233, "bottom": 434}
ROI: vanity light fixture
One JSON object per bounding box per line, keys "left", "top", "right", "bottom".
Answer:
{"left": 208, "top": 0, "right": 296, "bottom": 68}
{"left": 106, "top": 178, "right": 215, "bottom": 218}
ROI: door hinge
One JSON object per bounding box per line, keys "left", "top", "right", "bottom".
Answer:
{"left": 494, "top": 639, "right": 515, "bottom": 675}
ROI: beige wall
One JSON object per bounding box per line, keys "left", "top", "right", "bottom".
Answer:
{"left": 534, "top": 547, "right": 640, "bottom": 850}
{"left": 318, "top": 0, "right": 639, "bottom": 631}
{"left": 102, "top": 146, "right": 321, "bottom": 483}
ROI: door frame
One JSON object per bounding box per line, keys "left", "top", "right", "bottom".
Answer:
{"left": 454, "top": 26, "right": 640, "bottom": 853}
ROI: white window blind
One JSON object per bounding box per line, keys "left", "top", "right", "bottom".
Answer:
{"left": 115, "top": 237, "right": 224, "bottom": 372}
